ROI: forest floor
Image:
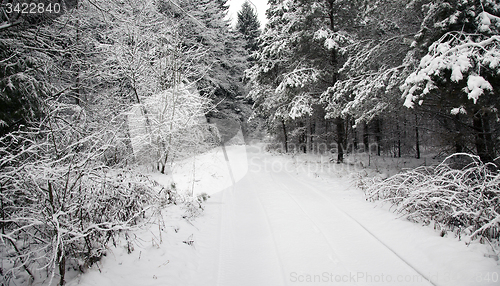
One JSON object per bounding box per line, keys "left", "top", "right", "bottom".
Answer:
{"left": 67, "top": 132, "right": 500, "bottom": 286}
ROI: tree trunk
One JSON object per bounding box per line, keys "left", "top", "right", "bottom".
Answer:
{"left": 306, "top": 117, "right": 312, "bottom": 153}
{"left": 453, "top": 114, "right": 464, "bottom": 153}
{"left": 299, "top": 121, "right": 306, "bottom": 153}
{"left": 404, "top": 115, "right": 408, "bottom": 155}
{"left": 415, "top": 113, "right": 420, "bottom": 159}
{"left": 281, "top": 118, "right": 288, "bottom": 153}
{"left": 353, "top": 119, "right": 358, "bottom": 151}
{"left": 374, "top": 117, "right": 382, "bottom": 156}
{"left": 310, "top": 118, "right": 316, "bottom": 153}
{"left": 336, "top": 116, "right": 345, "bottom": 163}
{"left": 58, "top": 247, "right": 66, "bottom": 286}
{"left": 363, "top": 121, "right": 369, "bottom": 152}
{"left": 328, "top": 0, "right": 342, "bottom": 161}
{"left": 325, "top": 117, "right": 329, "bottom": 145}
{"left": 397, "top": 122, "right": 401, "bottom": 158}
{"left": 473, "top": 110, "right": 494, "bottom": 163}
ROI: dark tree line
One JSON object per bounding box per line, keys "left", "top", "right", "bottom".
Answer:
{"left": 247, "top": 0, "right": 500, "bottom": 163}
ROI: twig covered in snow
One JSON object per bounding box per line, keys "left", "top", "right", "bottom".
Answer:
{"left": 0, "top": 102, "right": 170, "bottom": 285}
{"left": 362, "top": 153, "right": 499, "bottom": 246}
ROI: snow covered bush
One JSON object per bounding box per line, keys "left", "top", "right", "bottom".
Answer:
{"left": 0, "top": 102, "right": 161, "bottom": 285}
{"left": 364, "top": 153, "right": 499, "bottom": 245}
{"left": 127, "top": 83, "right": 218, "bottom": 173}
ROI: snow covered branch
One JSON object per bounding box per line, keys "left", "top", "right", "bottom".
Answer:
{"left": 402, "top": 32, "right": 500, "bottom": 109}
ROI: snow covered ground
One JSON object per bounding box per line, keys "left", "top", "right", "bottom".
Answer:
{"left": 68, "top": 134, "right": 500, "bottom": 285}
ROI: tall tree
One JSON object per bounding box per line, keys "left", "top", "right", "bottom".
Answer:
{"left": 0, "top": 0, "right": 79, "bottom": 136}
{"left": 323, "top": 0, "right": 424, "bottom": 125}
{"left": 316, "top": 0, "right": 428, "bottom": 158}
{"left": 248, "top": 0, "right": 363, "bottom": 162}
{"left": 236, "top": 1, "right": 261, "bottom": 53}
{"left": 171, "top": 0, "right": 247, "bottom": 99}
{"left": 401, "top": 0, "right": 500, "bottom": 162}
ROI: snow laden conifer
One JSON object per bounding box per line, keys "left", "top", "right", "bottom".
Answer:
{"left": 323, "top": 0, "right": 423, "bottom": 126}
{"left": 401, "top": 0, "right": 500, "bottom": 162}
{"left": 236, "top": 1, "right": 261, "bottom": 53}
{"left": 247, "top": 0, "right": 313, "bottom": 152}
{"left": 247, "top": 0, "right": 363, "bottom": 161}
{"left": 175, "top": 0, "right": 247, "bottom": 98}
{"left": 0, "top": 0, "right": 81, "bottom": 136}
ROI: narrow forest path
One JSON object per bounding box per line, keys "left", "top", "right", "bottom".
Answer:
{"left": 188, "top": 144, "right": 500, "bottom": 286}
{"left": 69, "top": 143, "right": 500, "bottom": 286}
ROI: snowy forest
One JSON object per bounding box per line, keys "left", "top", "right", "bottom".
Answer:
{"left": 1, "top": 0, "right": 500, "bottom": 285}
{"left": 248, "top": 0, "right": 500, "bottom": 165}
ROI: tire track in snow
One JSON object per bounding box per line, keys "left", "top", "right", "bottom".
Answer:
{"left": 277, "top": 168, "right": 436, "bottom": 286}
{"left": 251, "top": 178, "right": 289, "bottom": 286}
{"left": 215, "top": 155, "right": 287, "bottom": 286}
{"left": 248, "top": 165, "right": 356, "bottom": 285}
{"left": 264, "top": 170, "right": 358, "bottom": 280}
{"left": 216, "top": 186, "right": 234, "bottom": 286}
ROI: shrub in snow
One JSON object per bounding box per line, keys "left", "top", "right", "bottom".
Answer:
{"left": 127, "top": 83, "right": 218, "bottom": 173}
{"left": 0, "top": 102, "right": 165, "bottom": 285}
{"left": 364, "top": 153, "right": 499, "bottom": 246}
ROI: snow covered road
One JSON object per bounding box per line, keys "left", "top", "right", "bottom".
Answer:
{"left": 70, "top": 143, "right": 500, "bottom": 286}
{"left": 190, "top": 144, "right": 500, "bottom": 286}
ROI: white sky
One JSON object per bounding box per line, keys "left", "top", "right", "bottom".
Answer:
{"left": 226, "top": 0, "right": 269, "bottom": 29}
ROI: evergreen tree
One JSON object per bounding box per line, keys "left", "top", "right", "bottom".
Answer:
{"left": 236, "top": 1, "right": 261, "bottom": 52}
{"left": 324, "top": 0, "right": 424, "bottom": 125}
{"left": 164, "top": 0, "right": 247, "bottom": 98}
{"left": 315, "top": 0, "right": 426, "bottom": 158}
{"left": 402, "top": 0, "right": 500, "bottom": 162}
{"left": 0, "top": 0, "right": 79, "bottom": 136}
{"left": 248, "top": 0, "right": 363, "bottom": 162}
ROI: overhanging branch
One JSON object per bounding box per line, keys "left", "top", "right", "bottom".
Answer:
{"left": 0, "top": 20, "right": 22, "bottom": 31}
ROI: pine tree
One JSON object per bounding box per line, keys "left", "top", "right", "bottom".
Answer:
{"left": 401, "top": 0, "right": 500, "bottom": 162}
{"left": 324, "top": 0, "right": 423, "bottom": 125}
{"left": 167, "top": 0, "right": 246, "bottom": 98}
{"left": 0, "top": 0, "right": 80, "bottom": 136}
{"left": 236, "top": 1, "right": 261, "bottom": 52}
{"left": 248, "top": 0, "right": 363, "bottom": 162}
{"left": 314, "top": 0, "right": 426, "bottom": 158}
